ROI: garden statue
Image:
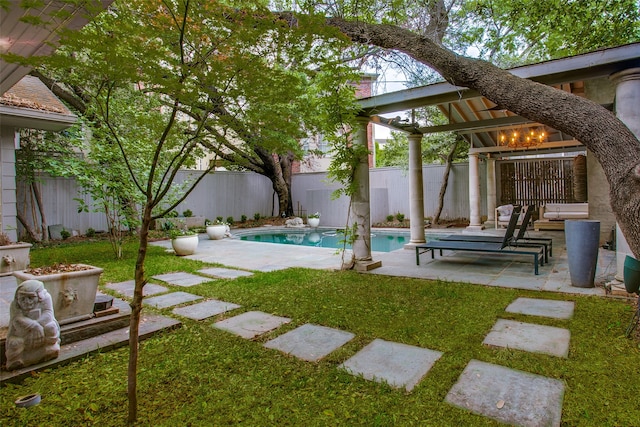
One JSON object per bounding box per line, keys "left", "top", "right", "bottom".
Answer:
{"left": 5, "top": 280, "right": 60, "bottom": 370}
{"left": 285, "top": 217, "right": 305, "bottom": 228}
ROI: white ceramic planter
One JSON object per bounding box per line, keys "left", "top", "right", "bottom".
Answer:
{"left": 0, "top": 243, "right": 32, "bottom": 276}
{"left": 14, "top": 264, "right": 103, "bottom": 325}
{"left": 307, "top": 217, "right": 320, "bottom": 228}
{"left": 172, "top": 234, "right": 199, "bottom": 256}
{"left": 206, "top": 225, "right": 227, "bottom": 240}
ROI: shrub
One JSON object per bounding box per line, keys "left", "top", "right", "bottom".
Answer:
{"left": 395, "top": 212, "right": 405, "bottom": 222}
{"left": 226, "top": 216, "right": 234, "bottom": 224}
{"left": 254, "top": 213, "right": 261, "bottom": 221}
{"left": 386, "top": 214, "right": 394, "bottom": 222}
{"left": 60, "top": 228, "right": 71, "bottom": 240}
{"left": 216, "top": 216, "right": 223, "bottom": 223}
{"left": 86, "top": 228, "right": 96, "bottom": 238}
{"left": 241, "top": 214, "right": 247, "bottom": 223}
{"left": 182, "top": 209, "right": 193, "bottom": 217}
{"left": 0, "top": 232, "right": 12, "bottom": 245}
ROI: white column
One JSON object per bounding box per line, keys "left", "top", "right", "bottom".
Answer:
{"left": 486, "top": 155, "right": 497, "bottom": 225}
{"left": 408, "top": 134, "right": 426, "bottom": 244}
{"left": 466, "top": 152, "right": 484, "bottom": 231}
{"left": 349, "top": 117, "right": 381, "bottom": 270}
{"left": 610, "top": 68, "right": 640, "bottom": 280}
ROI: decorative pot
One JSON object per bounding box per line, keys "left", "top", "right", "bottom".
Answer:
{"left": 624, "top": 255, "right": 640, "bottom": 294}
{"left": 172, "top": 234, "right": 199, "bottom": 256}
{"left": 13, "top": 264, "right": 103, "bottom": 325}
{"left": 206, "top": 225, "right": 227, "bottom": 240}
{"left": 565, "top": 220, "right": 600, "bottom": 288}
{"left": 0, "top": 242, "right": 32, "bottom": 276}
{"left": 307, "top": 217, "right": 320, "bottom": 228}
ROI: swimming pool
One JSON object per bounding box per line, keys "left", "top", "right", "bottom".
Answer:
{"left": 234, "top": 227, "right": 410, "bottom": 252}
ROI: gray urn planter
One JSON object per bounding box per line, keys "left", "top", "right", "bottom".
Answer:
{"left": 565, "top": 220, "right": 600, "bottom": 288}
{"left": 13, "top": 264, "right": 103, "bottom": 325}
{"left": 0, "top": 243, "right": 32, "bottom": 276}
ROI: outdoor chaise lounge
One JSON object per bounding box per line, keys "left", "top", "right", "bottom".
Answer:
{"left": 438, "top": 205, "right": 553, "bottom": 262}
{"left": 415, "top": 206, "right": 545, "bottom": 275}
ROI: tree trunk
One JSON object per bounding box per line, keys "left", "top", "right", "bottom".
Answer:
{"left": 433, "top": 139, "right": 460, "bottom": 224}
{"left": 321, "top": 18, "right": 640, "bottom": 258}
{"left": 32, "top": 182, "right": 48, "bottom": 242}
{"left": 127, "top": 205, "right": 152, "bottom": 424}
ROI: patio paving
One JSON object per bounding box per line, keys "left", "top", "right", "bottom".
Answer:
{"left": 152, "top": 272, "right": 212, "bottom": 287}
{"left": 506, "top": 297, "right": 575, "bottom": 319}
{"left": 263, "top": 324, "right": 355, "bottom": 362}
{"left": 483, "top": 319, "right": 571, "bottom": 358}
{"left": 213, "top": 311, "right": 291, "bottom": 339}
{"left": 143, "top": 291, "right": 203, "bottom": 309}
{"left": 106, "top": 279, "right": 168, "bottom": 298}
{"left": 172, "top": 299, "right": 241, "bottom": 320}
{"left": 338, "top": 338, "right": 443, "bottom": 391}
{"left": 445, "top": 359, "right": 564, "bottom": 427}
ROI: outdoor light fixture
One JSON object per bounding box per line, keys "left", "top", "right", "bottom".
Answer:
{"left": 498, "top": 127, "right": 547, "bottom": 148}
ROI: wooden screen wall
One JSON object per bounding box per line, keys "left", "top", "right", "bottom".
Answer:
{"left": 499, "top": 158, "right": 576, "bottom": 207}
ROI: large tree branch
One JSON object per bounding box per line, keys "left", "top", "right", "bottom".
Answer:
{"left": 311, "top": 16, "right": 640, "bottom": 257}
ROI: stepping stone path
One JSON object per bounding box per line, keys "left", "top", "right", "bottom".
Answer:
{"left": 144, "top": 291, "right": 203, "bottom": 309}
{"left": 153, "top": 272, "right": 212, "bottom": 287}
{"left": 106, "top": 280, "right": 168, "bottom": 297}
{"left": 264, "top": 324, "right": 355, "bottom": 362}
{"left": 506, "top": 297, "right": 574, "bottom": 319}
{"left": 445, "top": 359, "right": 564, "bottom": 427}
{"left": 339, "top": 339, "right": 443, "bottom": 391}
{"left": 106, "top": 270, "right": 577, "bottom": 425}
{"left": 213, "top": 311, "right": 291, "bottom": 339}
{"left": 172, "top": 299, "right": 241, "bottom": 320}
{"left": 198, "top": 267, "right": 254, "bottom": 279}
{"left": 483, "top": 319, "right": 571, "bottom": 358}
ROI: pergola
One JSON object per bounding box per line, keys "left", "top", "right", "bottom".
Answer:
{"left": 350, "top": 43, "right": 640, "bottom": 275}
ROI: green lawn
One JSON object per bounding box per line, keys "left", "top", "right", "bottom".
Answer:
{"left": 1, "top": 239, "right": 639, "bottom": 426}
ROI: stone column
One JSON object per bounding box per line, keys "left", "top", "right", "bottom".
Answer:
{"left": 350, "top": 117, "right": 381, "bottom": 270}
{"left": 486, "top": 155, "right": 497, "bottom": 226}
{"left": 466, "top": 152, "right": 484, "bottom": 231}
{"left": 610, "top": 68, "right": 640, "bottom": 280}
{"left": 408, "top": 133, "right": 426, "bottom": 244}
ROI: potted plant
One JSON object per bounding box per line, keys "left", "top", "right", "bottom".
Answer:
{"left": 0, "top": 232, "right": 32, "bottom": 276}
{"left": 307, "top": 212, "right": 321, "bottom": 228}
{"left": 13, "top": 263, "right": 104, "bottom": 325}
{"left": 206, "top": 219, "right": 228, "bottom": 240}
{"left": 164, "top": 220, "right": 199, "bottom": 255}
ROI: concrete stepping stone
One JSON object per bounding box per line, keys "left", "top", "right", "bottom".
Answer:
{"left": 143, "top": 292, "right": 203, "bottom": 309}
{"left": 506, "top": 297, "right": 574, "bottom": 319}
{"left": 263, "top": 324, "right": 355, "bottom": 362}
{"left": 152, "top": 272, "right": 211, "bottom": 287}
{"left": 106, "top": 280, "right": 168, "bottom": 298}
{"left": 172, "top": 299, "right": 241, "bottom": 320}
{"left": 339, "top": 338, "right": 443, "bottom": 391}
{"left": 198, "top": 267, "right": 253, "bottom": 279}
{"left": 213, "top": 311, "right": 291, "bottom": 339}
{"left": 483, "top": 319, "right": 570, "bottom": 358}
{"left": 445, "top": 359, "right": 564, "bottom": 427}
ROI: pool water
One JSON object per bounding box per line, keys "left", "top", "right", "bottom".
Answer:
{"left": 235, "top": 228, "right": 410, "bottom": 252}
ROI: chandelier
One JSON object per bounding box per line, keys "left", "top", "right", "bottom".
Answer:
{"left": 498, "top": 127, "right": 547, "bottom": 148}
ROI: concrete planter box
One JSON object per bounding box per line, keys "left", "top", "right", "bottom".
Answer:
{"left": 0, "top": 243, "right": 32, "bottom": 276}
{"left": 14, "top": 264, "right": 103, "bottom": 325}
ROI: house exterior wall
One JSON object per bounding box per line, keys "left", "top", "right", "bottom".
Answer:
{"left": 0, "top": 127, "right": 18, "bottom": 241}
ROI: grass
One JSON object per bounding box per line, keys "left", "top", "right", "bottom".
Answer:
{"left": 1, "top": 239, "right": 639, "bottom": 426}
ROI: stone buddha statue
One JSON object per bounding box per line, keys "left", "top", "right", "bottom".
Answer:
{"left": 5, "top": 280, "right": 60, "bottom": 370}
